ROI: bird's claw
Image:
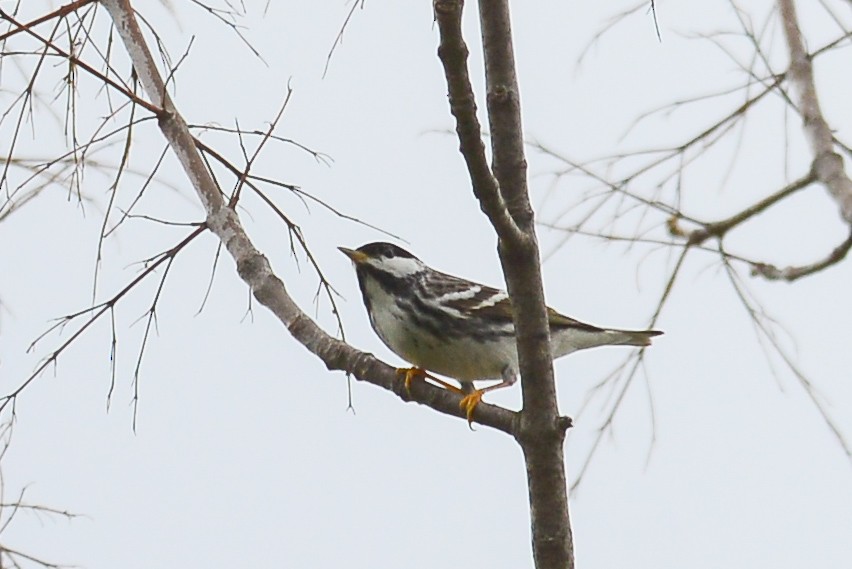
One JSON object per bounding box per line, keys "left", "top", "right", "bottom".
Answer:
{"left": 399, "top": 368, "right": 475, "bottom": 427}
{"left": 459, "top": 390, "right": 484, "bottom": 428}
{"left": 397, "top": 367, "right": 427, "bottom": 396}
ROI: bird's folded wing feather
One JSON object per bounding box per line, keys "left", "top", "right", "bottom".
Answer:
{"left": 429, "top": 271, "right": 605, "bottom": 332}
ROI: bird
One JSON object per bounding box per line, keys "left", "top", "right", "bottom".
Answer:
{"left": 339, "top": 242, "right": 662, "bottom": 424}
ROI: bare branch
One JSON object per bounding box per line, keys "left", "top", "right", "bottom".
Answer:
{"left": 0, "top": 0, "right": 96, "bottom": 44}
{"left": 778, "top": 0, "right": 852, "bottom": 223}
{"left": 675, "top": 170, "right": 816, "bottom": 245}
{"left": 323, "top": 0, "right": 364, "bottom": 78}
{"left": 1, "top": 227, "right": 206, "bottom": 414}
{"left": 0, "top": 7, "right": 158, "bottom": 113}
{"left": 433, "top": 0, "right": 519, "bottom": 240}
{"left": 721, "top": 253, "right": 850, "bottom": 456}
{"left": 187, "top": 0, "right": 265, "bottom": 62}
{"left": 751, "top": 228, "right": 852, "bottom": 281}
{"left": 436, "top": 1, "right": 573, "bottom": 567}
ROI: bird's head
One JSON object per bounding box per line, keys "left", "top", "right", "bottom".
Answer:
{"left": 338, "top": 242, "right": 425, "bottom": 280}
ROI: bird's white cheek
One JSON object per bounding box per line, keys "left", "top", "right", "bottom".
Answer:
{"left": 367, "top": 256, "right": 422, "bottom": 278}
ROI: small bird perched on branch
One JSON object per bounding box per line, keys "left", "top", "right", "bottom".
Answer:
{"left": 340, "top": 242, "right": 662, "bottom": 424}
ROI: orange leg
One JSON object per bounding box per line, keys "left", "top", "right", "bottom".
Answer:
{"left": 397, "top": 367, "right": 465, "bottom": 396}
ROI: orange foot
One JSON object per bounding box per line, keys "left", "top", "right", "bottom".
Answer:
{"left": 397, "top": 367, "right": 428, "bottom": 395}
{"left": 459, "top": 390, "right": 484, "bottom": 427}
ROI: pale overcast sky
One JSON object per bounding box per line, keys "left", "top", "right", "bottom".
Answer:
{"left": 1, "top": 1, "right": 851, "bottom": 568}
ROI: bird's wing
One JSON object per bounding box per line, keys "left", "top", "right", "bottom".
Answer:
{"left": 427, "top": 271, "right": 604, "bottom": 332}
{"left": 545, "top": 307, "right": 606, "bottom": 333}
{"left": 424, "top": 271, "right": 514, "bottom": 323}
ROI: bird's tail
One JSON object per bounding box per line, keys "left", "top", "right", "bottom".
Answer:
{"left": 607, "top": 328, "right": 663, "bottom": 347}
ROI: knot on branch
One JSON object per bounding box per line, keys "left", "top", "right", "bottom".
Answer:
{"left": 319, "top": 340, "right": 378, "bottom": 380}
{"left": 236, "top": 251, "right": 272, "bottom": 283}
{"left": 447, "top": 90, "right": 477, "bottom": 114}
{"left": 433, "top": 0, "right": 462, "bottom": 17}
{"left": 514, "top": 414, "right": 572, "bottom": 447}
{"left": 487, "top": 84, "right": 513, "bottom": 104}
{"left": 813, "top": 151, "right": 843, "bottom": 183}
{"left": 557, "top": 415, "right": 574, "bottom": 432}
{"left": 812, "top": 151, "right": 852, "bottom": 223}
{"left": 154, "top": 104, "right": 173, "bottom": 122}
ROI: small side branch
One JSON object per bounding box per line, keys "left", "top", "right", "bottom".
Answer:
{"left": 751, "top": 229, "right": 852, "bottom": 282}
{"left": 433, "top": 0, "right": 519, "bottom": 239}
{"left": 1, "top": 226, "right": 206, "bottom": 415}
{"left": 673, "top": 170, "right": 816, "bottom": 245}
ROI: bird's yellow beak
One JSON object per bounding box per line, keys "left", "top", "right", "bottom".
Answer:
{"left": 338, "top": 246, "right": 369, "bottom": 264}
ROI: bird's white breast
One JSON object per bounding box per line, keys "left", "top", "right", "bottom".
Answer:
{"left": 362, "top": 275, "right": 515, "bottom": 382}
{"left": 360, "top": 273, "right": 627, "bottom": 384}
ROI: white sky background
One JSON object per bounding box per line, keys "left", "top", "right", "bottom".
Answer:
{"left": 1, "top": 1, "right": 851, "bottom": 567}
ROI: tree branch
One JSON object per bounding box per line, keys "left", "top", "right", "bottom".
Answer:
{"left": 0, "top": 0, "right": 96, "bottom": 43}
{"left": 433, "top": 0, "right": 519, "bottom": 239}
{"left": 675, "top": 170, "right": 816, "bottom": 245}
{"left": 778, "top": 0, "right": 852, "bottom": 224}
{"left": 435, "top": 1, "right": 573, "bottom": 568}
{"left": 750, "top": 228, "right": 852, "bottom": 281}
{"left": 478, "top": 2, "right": 573, "bottom": 567}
